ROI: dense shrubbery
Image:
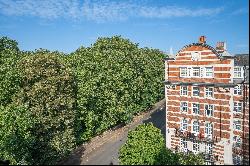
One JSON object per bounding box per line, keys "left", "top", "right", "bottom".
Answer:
{"left": 119, "top": 123, "right": 205, "bottom": 165}
{"left": 0, "top": 36, "right": 164, "bottom": 164}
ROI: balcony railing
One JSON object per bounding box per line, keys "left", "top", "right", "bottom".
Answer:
{"left": 174, "top": 129, "right": 220, "bottom": 143}
{"left": 233, "top": 112, "right": 243, "bottom": 118}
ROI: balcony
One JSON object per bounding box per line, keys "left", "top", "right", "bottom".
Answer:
{"left": 174, "top": 129, "right": 220, "bottom": 143}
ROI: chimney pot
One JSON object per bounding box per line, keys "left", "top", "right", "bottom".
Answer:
{"left": 199, "top": 36, "right": 206, "bottom": 44}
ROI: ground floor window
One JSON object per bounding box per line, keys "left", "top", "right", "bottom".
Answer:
{"left": 180, "top": 138, "right": 188, "bottom": 153}
{"left": 205, "top": 143, "right": 213, "bottom": 154}
{"left": 233, "top": 155, "right": 242, "bottom": 165}
{"left": 192, "top": 141, "right": 199, "bottom": 154}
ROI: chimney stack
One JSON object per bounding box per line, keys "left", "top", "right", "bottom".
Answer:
{"left": 199, "top": 36, "right": 206, "bottom": 44}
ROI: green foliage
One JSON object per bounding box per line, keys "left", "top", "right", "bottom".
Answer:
{"left": 0, "top": 37, "right": 21, "bottom": 106}
{"left": 119, "top": 123, "right": 165, "bottom": 165}
{"left": 67, "top": 36, "right": 164, "bottom": 142}
{"left": 119, "top": 123, "right": 205, "bottom": 165}
{"left": 177, "top": 152, "right": 205, "bottom": 165}
{"left": 11, "top": 51, "right": 77, "bottom": 164}
{"left": 0, "top": 104, "right": 35, "bottom": 165}
{"left": 0, "top": 35, "right": 165, "bottom": 164}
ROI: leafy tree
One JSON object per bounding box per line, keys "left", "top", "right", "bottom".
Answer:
{"left": 0, "top": 37, "right": 21, "bottom": 106}
{"left": 119, "top": 123, "right": 205, "bottom": 165}
{"left": 11, "top": 51, "right": 77, "bottom": 164}
{"left": 119, "top": 123, "right": 166, "bottom": 165}
{"left": 0, "top": 104, "right": 36, "bottom": 165}
{"left": 177, "top": 152, "right": 205, "bottom": 165}
{"left": 67, "top": 36, "right": 164, "bottom": 143}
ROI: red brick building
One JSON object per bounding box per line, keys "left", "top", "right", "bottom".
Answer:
{"left": 164, "top": 36, "right": 249, "bottom": 165}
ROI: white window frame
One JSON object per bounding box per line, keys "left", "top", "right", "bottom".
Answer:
{"left": 192, "top": 67, "right": 200, "bottom": 77}
{"left": 205, "top": 104, "right": 214, "bottom": 117}
{"left": 192, "top": 103, "right": 200, "bottom": 115}
{"left": 187, "top": 67, "right": 192, "bottom": 77}
{"left": 192, "top": 120, "right": 200, "bottom": 134}
{"left": 205, "top": 123, "right": 213, "bottom": 138}
{"left": 180, "top": 67, "right": 188, "bottom": 77}
{"left": 234, "top": 67, "right": 243, "bottom": 78}
{"left": 205, "top": 67, "right": 214, "bottom": 78}
{"left": 233, "top": 155, "right": 242, "bottom": 165}
{"left": 181, "top": 118, "right": 188, "bottom": 131}
{"left": 180, "top": 138, "right": 188, "bottom": 153}
{"left": 234, "top": 85, "right": 242, "bottom": 95}
{"left": 205, "top": 87, "right": 213, "bottom": 98}
{"left": 234, "top": 102, "right": 242, "bottom": 113}
{"left": 192, "top": 141, "right": 200, "bottom": 154}
{"left": 180, "top": 102, "right": 188, "bottom": 112}
{"left": 192, "top": 86, "right": 200, "bottom": 97}
{"left": 180, "top": 86, "right": 188, "bottom": 96}
{"left": 233, "top": 136, "right": 242, "bottom": 148}
{"left": 233, "top": 120, "right": 242, "bottom": 130}
{"left": 205, "top": 143, "right": 213, "bottom": 154}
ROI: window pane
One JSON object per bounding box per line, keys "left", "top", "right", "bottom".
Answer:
{"left": 205, "top": 88, "right": 213, "bottom": 98}
{"left": 193, "top": 67, "right": 200, "bottom": 77}
{"left": 181, "top": 102, "right": 188, "bottom": 112}
{"left": 193, "top": 103, "right": 200, "bottom": 114}
{"left": 205, "top": 105, "right": 213, "bottom": 117}
{"left": 205, "top": 67, "right": 213, "bottom": 77}
{"left": 181, "top": 86, "right": 188, "bottom": 96}
{"left": 193, "top": 87, "right": 199, "bottom": 96}
{"left": 180, "top": 68, "right": 187, "bottom": 77}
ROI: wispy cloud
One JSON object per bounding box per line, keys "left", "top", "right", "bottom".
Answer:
{"left": 0, "top": 0, "right": 224, "bottom": 22}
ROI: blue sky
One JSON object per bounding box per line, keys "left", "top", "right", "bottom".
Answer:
{"left": 0, "top": 0, "right": 249, "bottom": 54}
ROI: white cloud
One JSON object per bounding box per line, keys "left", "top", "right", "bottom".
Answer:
{"left": 0, "top": 0, "right": 224, "bottom": 22}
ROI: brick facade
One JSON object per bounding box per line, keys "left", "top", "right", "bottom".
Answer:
{"left": 164, "top": 37, "right": 249, "bottom": 165}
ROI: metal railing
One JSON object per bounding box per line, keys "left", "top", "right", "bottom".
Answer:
{"left": 174, "top": 129, "right": 220, "bottom": 143}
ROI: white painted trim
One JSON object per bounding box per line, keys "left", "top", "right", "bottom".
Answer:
{"left": 204, "top": 104, "right": 214, "bottom": 117}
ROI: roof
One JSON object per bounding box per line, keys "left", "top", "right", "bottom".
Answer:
{"left": 177, "top": 43, "right": 221, "bottom": 58}
{"left": 176, "top": 42, "right": 235, "bottom": 59}
{"left": 234, "top": 54, "right": 249, "bottom": 66}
